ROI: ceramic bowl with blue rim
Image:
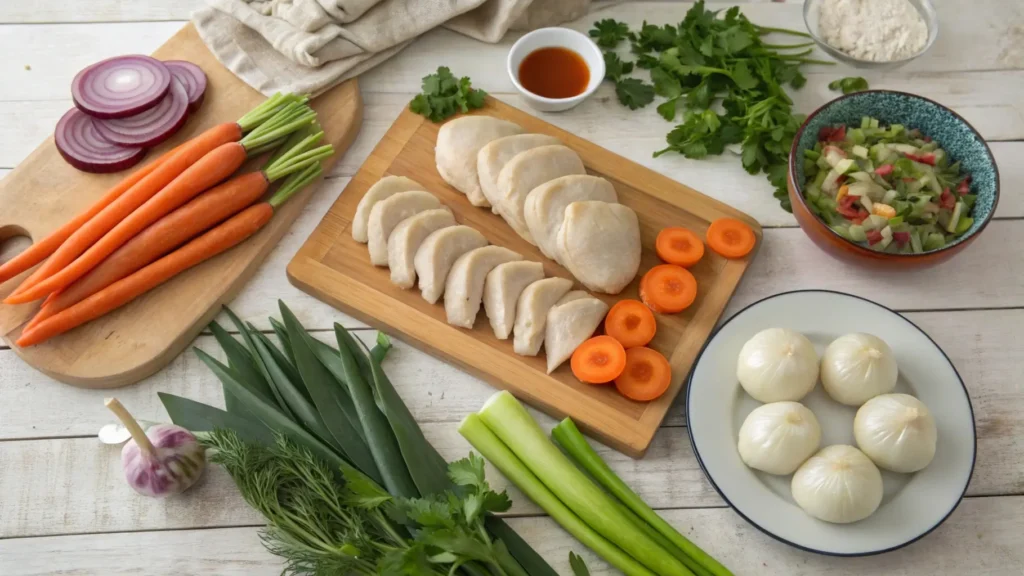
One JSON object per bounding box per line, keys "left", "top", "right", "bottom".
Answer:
{"left": 787, "top": 90, "right": 999, "bottom": 268}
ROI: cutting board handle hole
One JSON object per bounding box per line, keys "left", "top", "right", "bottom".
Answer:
{"left": 0, "top": 225, "right": 32, "bottom": 263}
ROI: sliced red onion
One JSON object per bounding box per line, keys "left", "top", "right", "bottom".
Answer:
{"left": 92, "top": 77, "right": 189, "bottom": 148}
{"left": 72, "top": 55, "right": 171, "bottom": 119}
{"left": 164, "top": 60, "right": 207, "bottom": 112}
{"left": 55, "top": 108, "right": 146, "bottom": 174}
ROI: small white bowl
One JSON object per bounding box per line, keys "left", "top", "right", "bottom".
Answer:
{"left": 507, "top": 27, "right": 604, "bottom": 113}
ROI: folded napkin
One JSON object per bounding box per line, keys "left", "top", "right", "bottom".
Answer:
{"left": 193, "top": 0, "right": 592, "bottom": 96}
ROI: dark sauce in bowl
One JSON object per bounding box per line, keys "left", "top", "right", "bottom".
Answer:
{"left": 517, "top": 47, "right": 590, "bottom": 99}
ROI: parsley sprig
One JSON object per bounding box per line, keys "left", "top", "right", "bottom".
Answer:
{"left": 590, "top": 21, "right": 655, "bottom": 111}
{"left": 410, "top": 66, "right": 487, "bottom": 122}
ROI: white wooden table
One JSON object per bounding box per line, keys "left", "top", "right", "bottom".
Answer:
{"left": 1, "top": 1, "right": 1022, "bottom": 574}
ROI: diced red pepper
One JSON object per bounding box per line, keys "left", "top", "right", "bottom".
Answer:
{"left": 851, "top": 210, "right": 869, "bottom": 225}
{"left": 939, "top": 188, "right": 956, "bottom": 210}
{"left": 874, "top": 164, "right": 894, "bottom": 177}
{"left": 893, "top": 231, "right": 911, "bottom": 245}
{"left": 905, "top": 152, "right": 936, "bottom": 166}
{"left": 818, "top": 126, "right": 847, "bottom": 142}
{"left": 922, "top": 136, "right": 932, "bottom": 143}
{"left": 957, "top": 177, "right": 971, "bottom": 196}
{"left": 865, "top": 229, "right": 883, "bottom": 245}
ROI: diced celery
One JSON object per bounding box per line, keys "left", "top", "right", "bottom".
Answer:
{"left": 945, "top": 201, "right": 964, "bottom": 233}
{"left": 870, "top": 143, "right": 891, "bottom": 163}
{"left": 870, "top": 118, "right": 880, "bottom": 129}
{"left": 849, "top": 128, "right": 866, "bottom": 145}
{"left": 861, "top": 116, "right": 871, "bottom": 129}
{"left": 880, "top": 225, "right": 893, "bottom": 240}
{"left": 831, "top": 224, "right": 851, "bottom": 239}
{"left": 877, "top": 236, "right": 893, "bottom": 250}
{"left": 804, "top": 149, "right": 821, "bottom": 160}
{"left": 816, "top": 156, "right": 832, "bottom": 171}
{"left": 962, "top": 194, "right": 977, "bottom": 211}
{"left": 954, "top": 216, "right": 974, "bottom": 235}
{"left": 919, "top": 141, "right": 939, "bottom": 153}
{"left": 910, "top": 230, "right": 924, "bottom": 253}
{"left": 813, "top": 168, "right": 829, "bottom": 188}
{"left": 816, "top": 196, "right": 837, "bottom": 213}
{"left": 892, "top": 199, "right": 911, "bottom": 217}
{"left": 822, "top": 169, "right": 842, "bottom": 194}
{"left": 852, "top": 145, "right": 869, "bottom": 159}
{"left": 848, "top": 225, "right": 867, "bottom": 242}
{"left": 924, "top": 232, "right": 946, "bottom": 251}
{"left": 893, "top": 157, "right": 917, "bottom": 177}
{"left": 937, "top": 210, "right": 951, "bottom": 229}
{"left": 835, "top": 158, "right": 856, "bottom": 174}
{"left": 805, "top": 183, "right": 821, "bottom": 200}
{"left": 890, "top": 124, "right": 904, "bottom": 135}
{"left": 888, "top": 216, "right": 904, "bottom": 227}
{"left": 862, "top": 214, "right": 887, "bottom": 231}
{"left": 882, "top": 189, "right": 899, "bottom": 205}
{"left": 860, "top": 195, "right": 874, "bottom": 212}
{"left": 906, "top": 179, "right": 925, "bottom": 195}
{"left": 934, "top": 149, "right": 947, "bottom": 168}
{"left": 804, "top": 159, "right": 817, "bottom": 175}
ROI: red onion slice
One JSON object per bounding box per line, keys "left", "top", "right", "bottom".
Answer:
{"left": 55, "top": 108, "right": 146, "bottom": 174}
{"left": 92, "top": 77, "right": 189, "bottom": 148}
{"left": 164, "top": 60, "right": 207, "bottom": 112}
{"left": 72, "top": 55, "right": 171, "bottom": 119}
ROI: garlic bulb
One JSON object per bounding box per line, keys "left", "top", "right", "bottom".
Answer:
{"left": 855, "top": 394, "right": 937, "bottom": 473}
{"left": 738, "top": 402, "right": 821, "bottom": 475}
{"left": 105, "top": 398, "right": 206, "bottom": 498}
{"left": 791, "top": 445, "right": 883, "bottom": 524}
{"left": 821, "top": 333, "right": 897, "bottom": 406}
{"left": 736, "top": 328, "right": 819, "bottom": 403}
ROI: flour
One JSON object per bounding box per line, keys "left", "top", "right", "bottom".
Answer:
{"left": 818, "top": 0, "right": 928, "bottom": 62}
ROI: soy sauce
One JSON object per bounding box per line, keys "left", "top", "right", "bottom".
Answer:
{"left": 518, "top": 47, "right": 590, "bottom": 99}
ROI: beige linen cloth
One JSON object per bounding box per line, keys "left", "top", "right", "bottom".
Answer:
{"left": 193, "top": 0, "right": 592, "bottom": 96}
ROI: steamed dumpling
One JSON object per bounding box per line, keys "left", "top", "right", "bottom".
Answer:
{"left": 544, "top": 294, "right": 609, "bottom": 374}
{"left": 444, "top": 247, "right": 523, "bottom": 328}
{"left": 414, "top": 225, "right": 488, "bottom": 304}
{"left": 483, "top": 261, "right": 545, "bottom": 340}
{"left": 387, "top": 208, "right": 456, "bottom": 289}
{"left": 496, "top": 145, "right": 585, "bottom": 244}
{"left": 737, "top": 328, "right": 819, "bottom": 403}
{"left": 524, "top": 175, "right": 618, "bottom": 261}
{"left": 556, "top": 201, "right": 641, "bottom": 294}
{"left": 513, "top": 277, "right": 573, "bottom": 356}
{"left": 435, "top": 116, "right": 522, "bottom": 206}
{"left": 352, "top": 176, "right": 425, "bottom": 243}
{"left": 478, "top": 134, "right": 561, "bottom": 211}
{"left": 367, "top": 191, "right": 441, "bottom": 266}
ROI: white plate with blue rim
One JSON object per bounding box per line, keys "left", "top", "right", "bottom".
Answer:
{"left": 686, "top": 290, "right": 975, "bottom": 556}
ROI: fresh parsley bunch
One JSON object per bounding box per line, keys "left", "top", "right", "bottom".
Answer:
{"left": 410, "top": 66, "right": 487, "bottom": 122}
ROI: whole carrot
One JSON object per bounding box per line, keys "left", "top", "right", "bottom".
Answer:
{"left": 3, "top": 94, "right": 310, "bottom": 302}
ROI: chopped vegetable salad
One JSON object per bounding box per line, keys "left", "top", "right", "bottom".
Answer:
{"left": 802, "top": 116, "right": 975, "bottom": 253}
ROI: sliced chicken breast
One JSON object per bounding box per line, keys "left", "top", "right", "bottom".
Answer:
{"left": 545, "top": 296, "right": 610, "bottom": 374}
{"left": 524, "top": 175, "right": 617, "bottom": 261}
{"left": 435, "top": 116, "right": 522, "bottom": 206}
{"left": 512, "top": 277, "right": 573, "bottom": 356}
{"left": 414, "top": 225, "right": 488, "bottom": 304}
{"left": 367, "top": 190, "right": 442, "bottom": 266}
{"left": 387, "top": 208, "right": 456, "bottom": 289}
{"left": 496, "top": 145, "right": 585, "bottom": 244}
{"left": 444, "top": 246, "right": 523, "bottom": 328}
{"left": 482, "top": 261, "right": 545, "bottom": 340}
{"left": 477, "top": 134, "right": 561, "bottom": 211}
{"left": 351, "top": 176, "right": 425, "bottom": 243}
{"left": 557, "top": 201, "right": 641, "bottom": 294}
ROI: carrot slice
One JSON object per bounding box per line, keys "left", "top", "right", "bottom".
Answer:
{"left": 639, "top": 265, "right": 696, "bottom": 314}
{"left": 571, "top": 335, "right": 627, "bottom": 384}
{"left": 615, "top": 347, "right": 672, "bottom": 402}
{"left": 604, "top": 299, "right": 656, "bottom": 349}
{"left": 655, "top": 227, "right": 704, "bottom": 268}
{"left": 706, "top": 218, "right": 756, "bottom": 259}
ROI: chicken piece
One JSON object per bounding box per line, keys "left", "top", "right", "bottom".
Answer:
{"left": 477, "top": 134, "right": 561, "bottom": 211}
{"left": 413, "top": 225, "right": 488, "bottom": 304}
{"left": 496, "top": 145, "right": 585, "bottom": 244}
{"left": 512, "top": 277, "right": 573, "bottom": 356}
{"left": 444, "top": 247, "right": 523, "bottom": 328}
{"left": 367, "top": 191, "right": 441, "bottom": 266}
{"left": 351, "top": 176, "right": 425, "bottom": 243}
{"left": 523, "top": 175, "right": 617, "bottom": 261}
{"left": 557, "top": 201, "right": 641, "bottom": 294}
{"left": 435, "top": 116, "right": 522, "bottom": 206}
{"left": 482, "top": 261, "right": 545, "bottom": 340}
{"left": 387, "top": 208, "right": 456, "bottom": 289}
{"left": 545, "top": 295, "right": 610, "bottom": 374}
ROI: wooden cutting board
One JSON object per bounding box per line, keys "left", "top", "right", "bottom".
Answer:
{"left": 0, "top": 24, "right": 362, "bottom": 388}
{"left": 288, "top": 98, "right": 761, "bottom": 458}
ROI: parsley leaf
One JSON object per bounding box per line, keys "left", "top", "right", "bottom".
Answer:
{"left": 603, "top": 51, "right": 634, "bottom": 81}
{"left": 829, "top": 76, "right": 869, "bottom": 94}
{"left": 570, "top": 551, "right": 591, "bottom": 576}
{"left": 589, "top": 19, "right": 632, "bottom": 48}
{"left": 409, "top": 66, "right": 487, "bottom": 122}
{"left": 651, "top": 66, "right": 683, "bottom": 99}
{"left": 616, "top": 78, "right": 656, "bottom": 110}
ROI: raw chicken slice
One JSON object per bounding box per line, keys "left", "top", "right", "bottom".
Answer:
{"left": 351, "top": 176, "right": 426, "bottom": 243}
{"left": 477, "top": 134, "right": 561, "bottom": 211}
{"left": 524, "top": 175, "right": 617, "bottom": 261}
{"left": 496, "top": 145, "right": 585, "bottom": 244}
{"left": 414, "top": 225, "right": 488, "bottom": 304}
{"left": 545, "top": 296, "right": 610, "bottom": 374}
{"left": 444, "top": 246, "right": 523, "bottom": 328}
{"left": 435, "top": 116, "right": 522, "bottom": 206}
{"left": 512, "top": 276, "right": 573, "bottom": 356}
{"left": 482, "top": 261, "right": 545, "bottom": 340}
{"left": 557, "top": 201, "right": 641, "bottom": 294}
{"left": 367, "top": 190, "right": 442, "bottom": 266}
{"left": 387, "top": 208, "right": 456, "bottom": 289}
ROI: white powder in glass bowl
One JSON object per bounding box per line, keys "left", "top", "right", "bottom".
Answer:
{"left": 818, "top": 0, "right": 928, "bottom": 62}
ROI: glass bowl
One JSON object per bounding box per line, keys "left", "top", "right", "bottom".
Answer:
{"left": 803, "top": 0, "right": 938, "bottom": 69}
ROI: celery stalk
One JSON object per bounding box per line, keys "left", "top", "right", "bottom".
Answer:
{"left": 552, "top": 419, "right": 733, "bottom": 576}
{"left": 476, "top": 392, "right": 694, "bottom": 576}
{"left": 459, "top": 414, "right": 657, "bottom": 576}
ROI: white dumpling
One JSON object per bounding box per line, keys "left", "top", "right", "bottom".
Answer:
{"left": 444, "top": 247, "right": 523, "bottom": 328}
{"left": 496, "top": 145, "right": 585, "bottom": 244}
{"left": 791, "top": 445, "right": 883, "bottom": 524}
{"left": 435, "top": 116, "right": 522, "bottom": 206}
{"left": 351, "top": 176, "right": 425, "bottom": 243}
{"left": 478, "top": 134, "right": 561, "bottom": 211}
{"left": 414, "top": 225, "right": 488, "bottom": 304}
{"left": 512, "top": 277, "right": 573, "bottom": 356}
{"left": 367, "top": 191, "right": 441, "bottom": 266}
{"left": 524, "top": 175, "right": 618, "bottom": 261}
{"left": 387, "top": 208, "right": 456, "bottom": 289}
{"left": 545, "top": 295, "right": 609, "bottom": 374}
{"left": 556, "top": 201, "right": 641, "bottom": 294}
{"left": 483, "top": 261, "right": 545, "bottom": 340}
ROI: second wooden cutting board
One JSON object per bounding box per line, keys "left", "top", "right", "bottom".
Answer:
{"left": 288, "top": 97, "right": 761, "bottom": 457}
